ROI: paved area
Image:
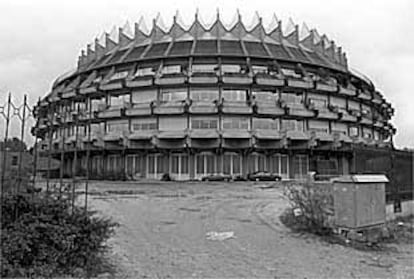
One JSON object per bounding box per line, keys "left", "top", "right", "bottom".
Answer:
{"left": 83, "top": 181, "right": 413, "bottom": 278}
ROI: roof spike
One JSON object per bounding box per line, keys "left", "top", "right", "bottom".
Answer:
{"left": 216, "top": 7, "right": 220, "bottom": 21}
{"left": 284, "top": 17, "right": 296, "bottom": 36}
{"left": 118, "top": 26, "right": 133, "bottom": 47}
{"left": 266, "top": 13, "right": 279, "bottom": 33}
{"left": 299, "top": 22, "right": 311, "bottom": 41}
{"left": 98, "top": 32, "right": 106, "bottom": 47}
{"left": 137, "top": 16, "right": 150, "bottom": 36}
{"left": 247, "top": 11, "right": 260, "bottom": 31}
{"left": 108, "top": 25, "right": 119, "bottom": 43}
{"left": 237, "top": 9, "right": 242, "bottom": 22}
{"left": 223, "top": 9, "right": 239, "bottom": 29}
{"left": 155, "top": 12, "right": 168, "bottom": 32}
{"left": 312, "top": 29, "right": 321, "bottom": 44}
{"left": 122, "top": 20, "right": 134, "bottom": 39}
{"left": 94, "top": 37, "right": 105, "bottom": 58}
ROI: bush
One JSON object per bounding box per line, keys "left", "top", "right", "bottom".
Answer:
{"left": 282, "top": 180, "right": 334, "bottom": 235}
{"left": 1, "top": 192, "right": 117, "bottom": 278}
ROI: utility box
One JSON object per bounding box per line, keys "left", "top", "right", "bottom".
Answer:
{"left": 332, "top": 175, "right": 388, "bottom": 229}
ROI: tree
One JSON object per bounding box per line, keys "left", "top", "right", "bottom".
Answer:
{"left": 0, "top": 137, "right": 27, "bottom": 152}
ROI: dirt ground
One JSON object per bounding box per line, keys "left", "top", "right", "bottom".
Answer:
{"left": 84, "top": 181, "right": 413, "bottom": 279}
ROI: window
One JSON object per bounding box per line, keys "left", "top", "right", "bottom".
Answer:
{"left": 131, "top": 90, "right": 157, "bottom": 104}
{"left": 159, "top": 117, "right": 187, "bottom": 131}
{"left": 222, "top": 64, "right": 246, "bottom": 74}
{"left": 362, "top": 127, "right": 373, "bottom": 139}
{"left": 374, "top": 130, "right": 380, "bottom": 141}
{"left": 170, "top": 154, "right": 189, "bottom": 177}
{"left": 252, "top": 118, "right": 279, "bottom": 130}
{"left": 294, "top": 155, "right": 309, "bottom": 179}
{"left": 106, "top": 120, "right": 129, "bottom": 133}
{"left": 223, "top": 153, "right": 242, "bottom": 175}
{"left": 332, "top": 122, "right": 348, "bottom": 135}
{"left": 162, "top": 65, "right": 182, "bottom": 75}
{"left": 161, "top": 89, "right": 187, "bottom": 102}
{"left": 269, "top": 154, "right": 289, "bottom": 178}
{"left": 11, "top": 156, "right": 18, "bottom": 166}
{"left": 330, "top": 96, "right": 346, "bottom": 109}
{"left": 281, "top": 68, "right": 301, "bottom": 79}
{"left": 222, "top": 89, "right": 247, "bottom": 102}
{"left": 350, "top": 126, "right": 359, "bottom": 137}
{"left": 308, "top": 120, "right": 329, "bottom": 133}
{"left": 348, "top": 100, "right": 360, "bottom": 111}
{"left": 131, "top": 118, "right": 157, "bottom": 131}
{"left": 252, "top": 65, "right": 268, "bottom": 74}
{"left": 110, "top": 94, "right": 130, "bottom": 107}
{"left": 191, "top": 117, "right": 218, "bottom": 129}
{"left": 222, "top": 117, "right": 250, "bottom": 130}
{"left": 252, "top": 90, "right": 278, "bottom": 102}
{"left": 196, "top": 153, "right": 216, "bottom": 176}
{"left": 91, "top": 98, "right": 106, "bottom": 112}
{"left": 110, "top": 71, "right": 129, "bottom": 81}
{"left": 281, "top": 92, "right": 303, "bottom": 104}
{"left": 90, "top": 123, "right": 104, "bottom": 134}
{"left": 191, "top": 64, "right": 218, "bottom": 73}
{"left": 147, "top": 154, "right": 167, "bottom": 175}
{"left": 308, "top": 93, "right": 328, "bottom": 108}
{"left": 361, "top": 104, "right": 371, "bottom": 116}
{"left": 135, "top": 67, "right": 154, "bottom": 77}
{"left": 281, "top": 119, "right": 304, "bottom": 131}
{"left": 190, "top": 89, "right": 219, "bottom": 102}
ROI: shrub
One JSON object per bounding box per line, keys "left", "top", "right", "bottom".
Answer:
{"left": 1, "top": 192, "right": 117, "bottom": 278}
{"left": 282, "top": 180, "right": 334, "bottom": 235}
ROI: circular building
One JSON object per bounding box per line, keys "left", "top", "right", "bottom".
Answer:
{"left": 33, "top": 13, "right": 395, "bottom": 181}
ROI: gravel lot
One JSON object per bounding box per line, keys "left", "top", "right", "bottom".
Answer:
{"left": 84, "top": 181, "right": 413, "bottom": 279}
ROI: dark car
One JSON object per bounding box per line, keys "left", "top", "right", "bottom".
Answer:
{"left": 247, "top": 171, "right": 282, "bottom": 181}
{"left": 201, "top": 173, "right": 233, "bottom": 182}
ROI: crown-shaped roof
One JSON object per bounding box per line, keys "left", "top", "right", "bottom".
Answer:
{"left": 77, "top": 11, "right": 348, "bottom": 72}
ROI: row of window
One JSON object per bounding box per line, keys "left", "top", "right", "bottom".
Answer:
{"left": 86, "top": 153, "right": 308, "bottom": 179}
{"left": 52, "top": 116, "right": 383, "bottom": 140}
{"left": 54, "top": 88, "right": 383, "bottom": 118}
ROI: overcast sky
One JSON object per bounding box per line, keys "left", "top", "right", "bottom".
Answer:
{"left": 0, "top": 0, "right": 413, "bottom": 148}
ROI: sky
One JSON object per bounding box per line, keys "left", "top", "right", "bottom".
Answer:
{"left": 0, "top": 0, "right": 413, "bottom": 148}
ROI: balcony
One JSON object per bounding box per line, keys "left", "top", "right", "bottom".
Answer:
{"left": 315, "top": 108, "right": 338, "bottom": 120}
{"left": 254, "top": 73, "right": 285, "bottom": 87}
{"left": 310, "top": 131, "right": 335, "bottom": 149}
{"left": 155, "top": 73, "right": 187, "bottom": 85}
{"left": 188, "top": 130, "right": 220, "bottom": 149}
{"left": 97, "top": 107, "right": 122, "bottom": 118}
{"left": 153, "top": 100, "right": 188, "bottom": 115}
{"left": 127, "top": 131, "right": 155, "bottom": 149}
{"left": 221, "top": 100, "right": 253, "bottom": 115}
{"left": 286, "top": 130, "right": 314, "bottom": 149}
{"left": 253, "top": 101, "right": 285, "bottom": 116}
{"left": 125, "top": 75, "right": 154, "bottom": 88}
{"left": 283, "top": 102, "right": 314, "bottom": 118}
{"left": 315, "top": 82, "right": 338, "bottom": 93}
{"left": 338, "top": 109, "right": 358, "bottom": 122}
{"left": 79, "top": 85, "right": 98, "bottom": 95}
{"left": 188, "top": 71, "right": 218, "bottom": 84}
{"left": 102, "top": 133, "right": 125, "bottom": 149}
{"left": 222, "top": 130, "right": 251, "bottom": 149}
{"left": 338, "top": 86, "right": 357, "bottom": 97}
{"left": 189, "top": 101, "right": 218, "bottom": 114}
{"left": 253, "top": 130, "right": 286, "bottom": 149}
{"left": 222, "top": 73, "right": 253, "bottom": 85}
{"left": 286, "top": 78, "right": 313, "bottom": 89}
{"left": 99, "top": 80, "right": 124, "bottom": 91}
{"left": 358, "top": 90, "right": 372, "bottom": 101}
{"left": 61, "top": 89, "right": 77, "bottom": 99}
{"left": 155, "top": 130, "right": 187, "bottom": 149}
{"left": 125, "top": 103, "right": 153, "bottom": 116}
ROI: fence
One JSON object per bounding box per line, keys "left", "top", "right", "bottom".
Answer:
{"left": 351, "top": 146, "right": 414, "bottom": 203}
{"left": 0, "top": 92, "right": 90, "bottom": 216}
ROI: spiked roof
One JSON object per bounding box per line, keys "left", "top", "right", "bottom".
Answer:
{"left": 76, "top": 11, "right": 348, "bottom": 73}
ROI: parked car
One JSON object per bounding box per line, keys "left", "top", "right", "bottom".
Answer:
{"left": 247, "top": 171, "right": 282, "bottom": 181}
